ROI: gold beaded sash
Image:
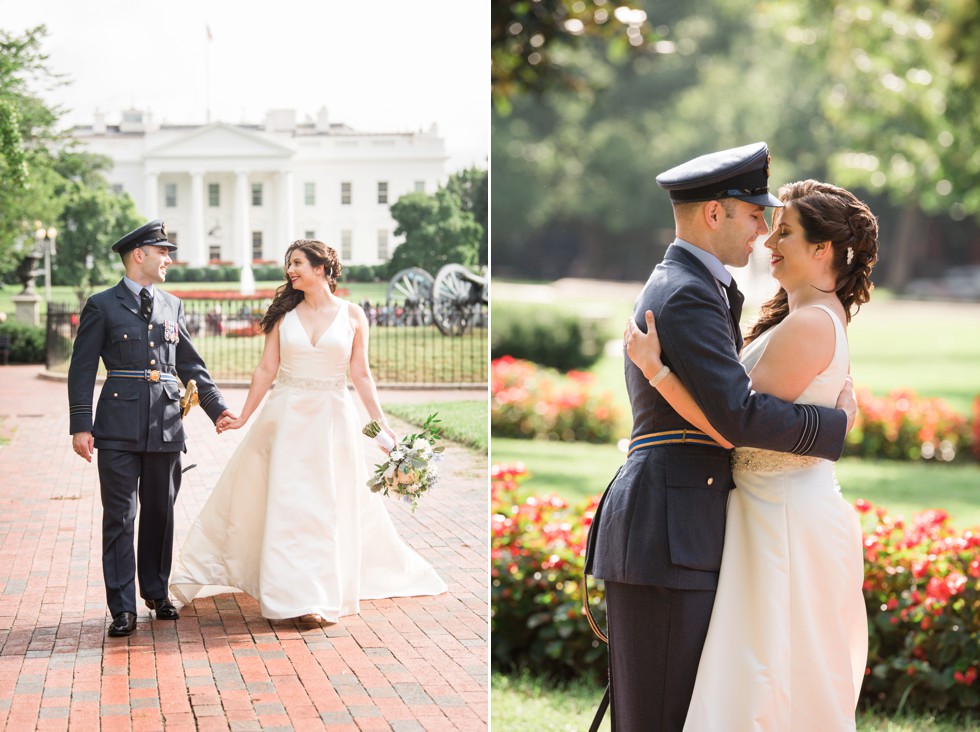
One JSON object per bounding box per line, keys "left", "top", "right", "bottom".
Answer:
{"left": 731, "top": 447, "right": 825, "bottom": 473}
{"left": 276, "top": 371, "right": 347, "bottom": 391}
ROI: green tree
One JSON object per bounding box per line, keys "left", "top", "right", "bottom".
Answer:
{"left": 388, "top": 188, "right": 483, "bottom": 276}
{"left": 51, "top": 150, "right": 142, "bottom": 305}
{"left": 491, "top": 0, "right": 657, "bottom": 113}
{"left": 444, "top": 167, "right": 488, "bottom": 265}
{"left": 0, "top": 25, "right": 65, "bottom": 280}
{"left": 1, "top": 25, "right": 145, "bottom": 297}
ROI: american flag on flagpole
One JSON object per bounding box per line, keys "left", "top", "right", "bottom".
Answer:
{"left": 206, "top": 25, "right": 213, "bottom": 41}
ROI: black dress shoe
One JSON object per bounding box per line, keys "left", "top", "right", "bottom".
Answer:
{"left": 108, "top": 612, "right": 137, "bottom": 637}
{"left": 145, "top": 597, "right": 180, "bottom": 620}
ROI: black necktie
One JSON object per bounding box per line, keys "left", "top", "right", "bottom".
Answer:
{"left": 725, "top": 279, "right": 744, "bottom": 327}
{"left": 724, "top": 279, "right": 744, "bottom": 348}
{"left": 140, "top": 288, "right": 153, "bottom": 321}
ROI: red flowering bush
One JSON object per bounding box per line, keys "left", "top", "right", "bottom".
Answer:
{"left": 859, "top": 500, "right": 980, "bottom": 712}
{"left": 491, "top": 356, "right": 621, "bottom": 443}
{"left": 846, "top": 388, "right": 973, "bottom": 462}
{"left": 491, "top": 464, "right": 607, "bottom": 682}
{"left": 491, "top": 463, "right": 980, "bottom": 713}
{"left": 972, "top": 396, "right": 980, "bottom": 461}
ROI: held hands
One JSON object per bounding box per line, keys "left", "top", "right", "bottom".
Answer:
{"left": 72, "top": 432, "right": 94, "bottom": 462}
{"left": 624, "top": 310, "right": 665, "bottom": 379}
{"left": 215, "top": 409, "right": 243, "bottom": 434}
{"left": 835, "top": 374, "right": 858, "bottom": 433}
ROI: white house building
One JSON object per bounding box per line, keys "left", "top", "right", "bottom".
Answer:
{"left": 73, "top": 108, "right": 448, "bottom": 267}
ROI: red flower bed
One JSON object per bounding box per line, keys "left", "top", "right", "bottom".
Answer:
{"left": 846, "top": 388, "right": 974, "bottom": 462}
{"left": 492, "top": 464, "right": 980, "bottom": 713}
{"left": 491, "top": 356, "right": 621, "bottom": 443}
{"left": 165, "top": 289, "right": 278, "bottom": 300}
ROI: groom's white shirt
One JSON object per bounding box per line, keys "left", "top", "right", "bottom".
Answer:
{"left": 670, "top": 238, "right": 733, "bottom": 304}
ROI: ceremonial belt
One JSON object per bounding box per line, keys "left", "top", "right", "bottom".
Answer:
{"left": 628, "top": 430, "right": 724, "bottom": 455}
{"left": 106, "top": 369, "right": 178, "bottom": 383}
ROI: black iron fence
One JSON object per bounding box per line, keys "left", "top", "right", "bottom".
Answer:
{"left": 46, "top": 299, "right": 487, "bottom": 385}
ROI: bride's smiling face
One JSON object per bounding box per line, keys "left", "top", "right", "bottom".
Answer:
{"left": 285, "top": 249, "right": 323, "bottom": 291}
{"left": 764, "top": 204, "right": 819, "bottom": 291}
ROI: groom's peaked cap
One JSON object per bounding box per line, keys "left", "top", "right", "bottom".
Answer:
{"left": 656, "top": 142, "right": 783, "bottom": 208}
{"left": 112, "top": 219, "right": 177, "bottom": 255}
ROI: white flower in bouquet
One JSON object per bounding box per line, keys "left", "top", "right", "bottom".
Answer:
{"left": 364, "top": 413, "right": 445, "bottom": 513}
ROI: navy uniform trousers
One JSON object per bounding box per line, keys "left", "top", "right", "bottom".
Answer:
{"left": 68, "top": 281, "right": 227, "bottom": 617}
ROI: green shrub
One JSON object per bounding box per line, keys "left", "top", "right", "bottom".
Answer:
{"left": 491, "top": 302, "right": 603, "bottom": 372}
{"left": 0, "top": 321, "right": 45, "bottom": 363}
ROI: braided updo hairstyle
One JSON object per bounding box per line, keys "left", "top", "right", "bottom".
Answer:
{"left": 743, "top": 179, "right": 879, "bottom": 346}
{"left": 258, "top": 239, "right": 343, "bottom": 333}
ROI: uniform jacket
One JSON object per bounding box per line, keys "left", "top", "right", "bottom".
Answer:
{"left": 68, "top": 280, "right": 228, "bottom": 452}
{"left": 587, "top": 245, "right": 847, "bottom": 590}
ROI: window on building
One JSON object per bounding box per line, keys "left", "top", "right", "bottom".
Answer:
{"left": 208, "top": 245, "right": 222, "bottom": 262}
{"left": 341, "top": 182, "right": 351, "bottom": 205}
{"left": 208, "top": 183, "right": 220, "bottom": 207}
{"left": 377, "top": 229, "right": 389, "bottom": 260}
{"left": 252, "top": 231, "right": 263, "bottom": 261}
{"left": 165, "top": 183, "right": 177, "bottom": 207}
{"left": 167, "top": 230, "right": 178, "bottom": 245}
{"left": 414, "top": 180, "right": 425, "bottom": 193}
{"left": 251, "top": 183, "right": 263, "bottom": 206}
{"left": 341, "top": 230, "right": 352, "bottom": 261}
{"left": 377, "top": 181, "right": 388, "bottom": 205}
{"left": 304, "top": 182, "right": 316, "bottom": 206}
{"left": 304, "top": 230, "right": 316, "bottom": 240}
{"left": 111, "top": 183, "right": 124, "bottom": 194}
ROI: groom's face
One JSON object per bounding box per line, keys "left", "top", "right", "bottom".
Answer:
{"left": 714, "top": 200, "right": 769, "bottom": 268}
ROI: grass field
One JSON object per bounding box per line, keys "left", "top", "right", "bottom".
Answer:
{"left": 491, "top": 436, "right": 980, "bottom": 529}
{"left": 384, "top": 400, "right": 488, "bottom": 452}
{"left": 491, "top": 672, "right": 977, "bottom": 732}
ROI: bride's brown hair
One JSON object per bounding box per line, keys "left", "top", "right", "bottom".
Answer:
{"left": 258, "top": 240, "right": 343, "bottom": 333}
{"left": 743, "top": 180, "right": 879, "bottom": 346}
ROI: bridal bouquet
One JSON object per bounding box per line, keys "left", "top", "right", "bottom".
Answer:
{"left": 363, "top": 413, "right": 444, "bottom": 512}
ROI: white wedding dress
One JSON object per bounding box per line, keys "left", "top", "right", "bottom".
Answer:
{"left": 684, "top": 305, "right": 868, "bottom": 731}
{"left": 170, "top": 303, "right": 446, "bottom": 621}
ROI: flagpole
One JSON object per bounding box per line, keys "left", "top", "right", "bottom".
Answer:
{"left": 205, "top": 24, "right": 212, "bottom": 123}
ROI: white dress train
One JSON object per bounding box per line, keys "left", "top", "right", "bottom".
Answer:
{"left": 683, "top": 304, "right": 868, "bottom": 731}
{"left": 170, "top": 302, "right": 446, "bottom": 621}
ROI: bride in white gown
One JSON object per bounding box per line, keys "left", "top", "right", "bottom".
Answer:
{"left": 170, "top": 240, "right": 446, "bottom": 623}
{"left": 627, "top": 180, "right": 879, "bottom": 730}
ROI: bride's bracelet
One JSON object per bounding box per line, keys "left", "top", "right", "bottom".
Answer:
{"left": 648, "top": 364, "right": 671, "bottom": 388}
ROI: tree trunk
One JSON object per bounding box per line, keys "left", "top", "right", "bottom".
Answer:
{"left": 884, "top": 205, "right": 925, "bottom": 292}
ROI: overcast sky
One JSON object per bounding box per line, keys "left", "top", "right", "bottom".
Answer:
{"left": 1, "top": 0, "right": 488, "bottom": 171}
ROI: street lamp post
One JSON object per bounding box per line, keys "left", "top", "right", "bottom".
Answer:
{"left": 34, "top": 224, "right": 58, "bottom": 305}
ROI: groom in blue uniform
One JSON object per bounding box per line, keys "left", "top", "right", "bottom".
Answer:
{"left": 586, "top": 143, "right": 857, "bottom": 730}
{"left": 68, "top": 220, "right": 234, "bottom": 637}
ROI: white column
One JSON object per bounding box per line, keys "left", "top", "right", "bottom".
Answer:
{"left": 279, "top": 170, "right": 295, "bottom": 254}
{"left": 234, "top": 170, "right": 250, "bottom": 266}
{"left": 189, "top": 170, "right": 205, "bottom": 266}
{"left": 144, "top": 172, "right": 159, "bottom": 218}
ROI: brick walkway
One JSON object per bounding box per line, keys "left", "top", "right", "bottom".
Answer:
{"left": 0, "top": 366, "right": 488, "bottom": 731}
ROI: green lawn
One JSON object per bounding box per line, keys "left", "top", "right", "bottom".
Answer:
{"left": 384, "top": 400, "right": 488, "bottom": 452}
{"left": 491, "top": 437, "right": 980, "bottom": 529}
{"left": 491, "top": 672, "right": 976, "bottom": 732}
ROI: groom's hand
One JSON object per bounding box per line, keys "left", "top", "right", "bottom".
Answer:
{"left": 835, "top": 375, "right": 857, "bottom": 433}
{"left": 72, "top": 432, "right": 94, "bottom": 462}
